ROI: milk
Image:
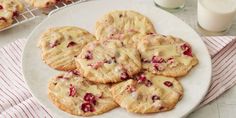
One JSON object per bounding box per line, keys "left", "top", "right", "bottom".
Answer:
{"left": 154, "top": 0, "right": 186, "bottom": 9}
{"left": 198, "top": 0, "right": 236, "bottom": 32}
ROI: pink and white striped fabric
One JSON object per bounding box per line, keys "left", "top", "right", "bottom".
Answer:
{"left": 0, "top": 36, "right": 235, "bottom": 117}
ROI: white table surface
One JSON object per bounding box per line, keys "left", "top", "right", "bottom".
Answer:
{"left": 0, "top": 0, "right": 235, "bottom": 118}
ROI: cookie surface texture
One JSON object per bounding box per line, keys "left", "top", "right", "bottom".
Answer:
{"left": 38, "top": 26, "right": 96, "bottom": 71}
{"left": 111, "top": 71, "right": 183, "bottom": 114}
{"left": 95, "top": 10, "right": 156, "bottom": 47}
{"left": 76, "top": 40, "right": 142, "bottom": 83}
{"left": 137, "top": 35, "right": 198, "bottom": 77}
{"left": 0, "top": 0, "right": 24, "bottom": 29}
{"left": 48, "top": 71, "right": 118, "bottom": 116}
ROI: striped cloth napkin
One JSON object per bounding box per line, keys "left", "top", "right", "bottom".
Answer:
{"left": 0, "top": 36, "right": 235, "bottom": 117}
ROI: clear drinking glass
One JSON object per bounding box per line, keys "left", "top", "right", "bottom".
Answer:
{"left": 153, "top": 0, "right": 186, "bottom": 11}
{"left": 197, "top": 0, "right": 236, "bottom": 35}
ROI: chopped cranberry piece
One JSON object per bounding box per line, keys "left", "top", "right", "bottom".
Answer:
{"left": 137, "top": 74, "right": 146, "bottom": 83}
{"left": 126, "top": 85, "right": 136, "bottom": 93}
{"left": 84, "top": 51, "right": 93, "bottom": 60}
{"left": 88, "top": 61, "right": 104, "bottom": 69}
{"left": 111, "top": 57, "right": 117, "bottom": 63}
{"left": 67, "top": 41, "right": 77, "bottom": 48}
{"left": 69, "top": 84, "right": 76, "bottom": 97}
{"left": 0, "top": 17, "right": 7, "bottom": 22}
{"left": 120, "top": 72, "right": 129, "bottom": 80}
{"left": 81, "top": 102, "right": 94, "bottom": 112}
{"left": 146, "top": 32, "right": 154, "bottom": 35}
{"left": 49, "top": 40, "right": 60, "bottom": 48}
{"left": 144, "top": 80, "right": 153, "bottom": 87}
{"left": 167, "top": 58, "right": 174, "bottom": 64}
{"left": 57, "top": 75, "right": 69, "bottom": 80}
{"left": 159, "top": 106, "right": 165, "bottom": 110}
{"left": 180, "top": 43, "right": 193, "bottom": 57}
{"left": 56, "top": 0, "right": 61, "bottom": 2}
{"left": 153, "top": 63, "right": 164, "bottom": 71}
{"left": 13, "top": 11, "right": 19, "bottom": 17}
{"left": 181, "top": 43, "right": 190, "bottom": 51}
{"left": 152, "top": 95, "right": 160, "bottom": 102}
{"left": 183, "top": 48, "right": 193, "bottom": 57}
{"left": 70, "top": 70, "right": 80, "bottom": 75}
{"left": 46, "top": 2, "right": 53, "bottom": 7}
{"left": 0, "top": 5, "right": 3, "bottom": 10}
{"left": 164, "top": 81, "right": 173, "bottom": 87}
{"left": 152, "top": 56, "right": 164, "bottom": 63}
{"left": 84, "top": 93, "right": 96, "bottom": 105}
{"left": 141, "top": 58, "right": 150, "bottom": 63}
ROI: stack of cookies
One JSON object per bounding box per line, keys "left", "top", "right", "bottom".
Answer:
{"left": 0, "top": 0, "right": 24, "bottom": 30}
{"left": 37, "top": 10, "right": 198, "bottom": 116}
{"left": 0, "top": 0, "right": 74, "bottom": 30}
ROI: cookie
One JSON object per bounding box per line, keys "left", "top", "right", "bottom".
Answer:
{"left": 48, "top": 71, "right": 118, "bottom": 116}
{"left": 76, "top": 40, "right": 142, "bottom": 84}
{"left": 0, "top": 0, "right": 24, "bottom": 30}
{"left": 24, "top": 0, "right": 71, "bottom": 8}
{"left": 137, "top": 35, "right": 198, "bottom": 77}
{"left": 95, "top": 10, "right": 156, "bottom": 47}
{"left": 38, "top": 26, "right": 96, "bottom": 71}
{"left": 111, "top": 71, "right": 183, "bottom": 114}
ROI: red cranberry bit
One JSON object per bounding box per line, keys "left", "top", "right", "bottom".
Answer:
{"left": 84, "top": 51, "right": 93, "bottom": 60}
{"left": 159, "top": 106, "right": 165, "bottom": 110}
{"left": 57, "top": 75, "right": 69, "bottom": 80}
{"left": 146, "top": 32, "right": 154, "bottom": 35}
{"left": 164, "top": 81, "right": 173, "bottom": 87}
{"left": 152, "top": 95, "right": 160, "bottom": 102}
{"left": 13, "top": 11, "right": 19, "bottom": 17}
{"left": 141, "top": 58, "right": 150, "bottom": 63}
{"left": 81, "top": 102, "right": 94, "bottom": 112}
{"left": 137, "top": 74, "right": 146, "bottom": 83}
{"left": 153, "top": 63, "right": 164, "bottom": 71}
{"left": 46, "top": 2, "right": 54, "bottom": 7}
{"left": 89, "top": 61, "right": 104, "bottom": 69}
{"left": 111, "top": 57, "right": 117, "bottom": 63}
{"left": 120, "top": 72, "right": 129, "bottom": 80}
{"left": 56, "top": 0, "right": 61, "bottom": 3}
{"left": 69, "top": 84, "right": 77, "bottom": 97}
{"left": 0, "top": 5, "right": 3, "bottom": 10}
{"left": 67, "top": 41, "right": 77, "bottom": 48}
{"left": 84, "top": 93, "right": 96, "bottom": 105}
{"left": 180, "top": 43, "right": 193, "bottom": 57}
{"left": 126, "top": 85, "right": 136, "bottom": 93}
{"left": 70, "top": 70, "right": 80, "bottom": 75}
{"left": 144, "top": 80, "right": 153, "bottom": 87}
{"left": 152, "top": 56, "right": 164, "bottom": 63}
{"left": 167, "top": 58, "right": 174, "bottom": 64}
{"left": 0, "top": 17, "right": 7, "bottom": 22}
{"left": 49, "top": 40, "right": 60, "bottom": 48}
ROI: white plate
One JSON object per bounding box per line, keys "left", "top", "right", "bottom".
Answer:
{"left": 22, "top": 0, "right": 212, "bottom": 118}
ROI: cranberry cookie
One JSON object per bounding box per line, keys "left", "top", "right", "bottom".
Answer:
{"left": 76, "top": 40, "right": 142, "bottom": 84}
{"left": 38, "top": 26, "right": 96, "bottom": 71}
{"left": 0, "top": 0, "right": 24, "bottom": 30}
{"left": 24, "top": 0, "right": 72, "bottom": 8}
{"left": 111, "top": 71, "right": 183, "bottom": 114}
{"left": 95, "top": 10, "right": 156, "bottom": 47}
{"left": 137, "top": 35, "right": 198, "bottom": 77}
{"left": 48, "top": 71, "right": 118, "bottom": 116}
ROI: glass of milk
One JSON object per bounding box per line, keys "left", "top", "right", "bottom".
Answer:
{"left": 198, "top": 0, "right": 236, "bottom": 33}
{"left": 153, "top": 0, "right": 186, "bottom": 10}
